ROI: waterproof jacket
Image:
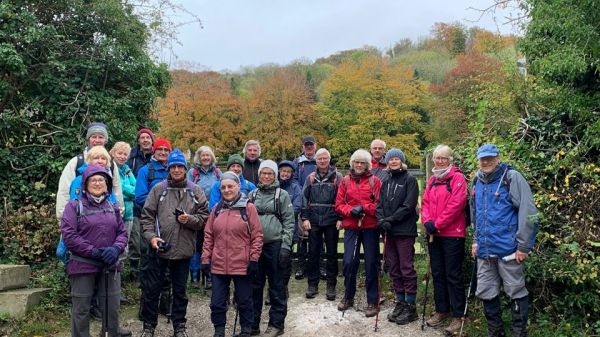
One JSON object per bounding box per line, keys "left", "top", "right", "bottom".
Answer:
{"left": 301, "top": 167, "right": 343, "bottom": 227}
{"left": 472, "top": 163, "right": 538, "bottom": 258}
{"left": 61, "top": 165, "right": 128, "bottom": 276}
{"left": 69, "top": 163, "right": 118, "bottom": 205}
{"left": 118, "top": 163, "right": 136, "bottom": 221}
{"left": 421, "top": 166, "right": 467, "bottom": 238}
{"left": 202, "top": 195, "right": 263, "bottom": 275}
{"left": 56, "top": 147, "right": 124, "bottom": 220}
{"left": 127, "top": 146, "right": 152, "bottom": 177}
{"left": 376, "top": 169, "right": 419, "bottom": 237}
{"left": 243, "top": 158, "right": 261, "bottom": 185}
{"left": 279, "top": 178, "right": 302, "bottom": 215}
{"left": 335, "top": 171, "right": 382, "bottom": 230}
{"left": 208, "top": 175, "right": 256, "bottom": 209}
{"left": 292, "top": 154, "right": 317, "bottom": 187}
{"left": 187, "top": 164, "right": 222, "bottom": 201}
{"left": 251, "top": 180, "right": 295, "bottom": 251}
{"left": 141, "top": 178, "right": 210, "bottom": 260}
{"left": 370, "top": 157, "right": 388, "bottom": 182}
{"left": 134, "top": 157, "right": 169, "bottom": 216}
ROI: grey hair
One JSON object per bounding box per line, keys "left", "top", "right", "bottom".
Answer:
{"left": 315, "top": 148, "right": 331, "bottom": 158}
{"left": 349, "top": 149, "right": 372, "bottom": 170}
{"left": 243, "top": 139, "right": 261, "bottom": 157}
{"left": 193, "top": 145, "right": 216, "bottom": 165}
{"left": 432, "top": 144, "right": 454, "bottom": 163}
{"left": 370, "top": 139, "right": 386, "bottom": 149}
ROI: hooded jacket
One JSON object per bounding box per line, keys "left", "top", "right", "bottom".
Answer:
{"left": 292, "top": 154, "right": 317, "bottom": 187}
{"left": 376, "top": 169, "right": 419, "bottom": 237}
{"left": 60, "top": 165, "right": 128, "bottom": 276}
{"left": 421, "top": 166, "right": 467, "bottom": 238}
{"left": 208, "top": 175, "right": 256, "bottom": 209}
{"left": 117, "top": 163, "right": 136, "bottom": 221}
{"left": 134, "top": 157, "right": 169, "bottom": 210}
{"left": 141, "top": 177, "right": 210, "bottom": 259}
{"left": 187, "top": 164, "right": 222, "bottom": 201}
{"left": 251, "top": 179, "right": 295, "bottom": 251}
{"left": 301, "top": 167, "right": 343, "bottom": 227}
{"left": 127, "top": 146, "right": 152, "bottom": 177}
{"left": 336, "top": 171, "right": 382, "bottom": 230}
{"left": 279, "top": 177, "right": 302, "bottom": 215}
{"left": 202, "top": 195, "right": 263, "bottom": 275}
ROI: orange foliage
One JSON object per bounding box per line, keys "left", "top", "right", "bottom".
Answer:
{"left": 470, "top": 29, "right": 516, "bottom": 54}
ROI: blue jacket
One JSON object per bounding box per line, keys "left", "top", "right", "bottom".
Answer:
{"left": 134, "top": 158, "right": 169, "bottom": 209}
{"left": 209, "top": 175, "right": 256, "bottom": 210}
{"left": 292, "top": 154, "right": 317, "bottom": 188}
{"left": 69, "top": 163, "right": 118, "bottom": 204}
{"left": 279, "top": 177, "right": 302, "bottom": 215}
{"left": 187, "top": 164, "right": 222, "bottom": 201}
{"left": 118, "top": 164, "right": 136, "bottom": 221}
{"left": 472, "top": 163, "right": 538, "bottom": 259}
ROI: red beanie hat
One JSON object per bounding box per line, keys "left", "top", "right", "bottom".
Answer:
{"left": 137, "top": 127, "right": 156, "bottom": 141}
{"left": 152, "top": 138, "right": 172, "bottom": 153}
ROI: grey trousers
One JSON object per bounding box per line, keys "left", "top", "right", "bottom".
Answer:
{"left": 70, "top": 271, "right": 121, "bottom": 337}
{"left": 128, "top": 217, "right": 141, "bottom": 271}
{"left": 475, "top": 257, "right": 528, "bottom": 300}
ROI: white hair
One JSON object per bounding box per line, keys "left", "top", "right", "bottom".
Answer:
{"left": 349, "top": 149, "right": 372, "bottom": 170}
{"left": 193, "top": 146, "right": 216, "bottom": 165}
{"left": 370, "top": 139, "right": 386, "bottom": 149}
{"left": 315, "top": 148, "right": 331, "bottom": 158}
{"left": 243, "top": 140, "right": 261, "bottom": 157}
{"left": 433, "top": 144, "right": 454, "bottom": 163}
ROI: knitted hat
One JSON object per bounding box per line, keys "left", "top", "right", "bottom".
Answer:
{"left": 384, "top": 148, "right": 406, "bottom": 164}
{"left": 152, "top": 138, "right": 172, "bottom": 153}
{"left": 227, "top": 154, "right": 245, "bottom": 169}
{"left": 167, "top": 149, "right": 187, "bottom": 170}
{"left": 137, "top": 128, "right": 156, "bottom": 141}
{"left": 476, "top": 144, "right": 499, "bottom": 159}
{"left": 259, "top": 160, "right": 278, "bottom": 177}
{"left": 220, "top": 171, "right": 240, "bottom": 185}
{"left": 86, "top": 122, "right": 108, "bottom": 141}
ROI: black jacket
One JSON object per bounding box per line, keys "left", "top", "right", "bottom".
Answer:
{"left": 243, "top": 158, "right": 261, "bottom": 185}
{"left": 127, "top": 146, "right": 152, "bottom": 177}
{"left": 376, "top": 169, "right": 419, "bottom": 237}
{"left": 300, "top": 167, "right": 343, "bottom": 227}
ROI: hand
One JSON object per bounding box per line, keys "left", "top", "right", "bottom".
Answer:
{"left": 247, "top": 261, "right": 259, "bottom": 278}
{"left": 471, "top": 243, "right": 478, "bottom": 257}
{"left": 378, "top": 221, "right": 392, "bottom": 232}
{"left": 92, "top": 248, "right": 103, "bottom": 260}
{"left": 177, "top": 212, "right": 189, "bottom": 224}
{"left": 424, "top": 221, "right": 437, "bottom": 235}
{"left": 150, "top": 237, "right": 164, "bottom": 250}
{"left": 302, "top": 220, "right": 311, "bottom": 231}
{"left": 201, "top": 263, "right": 211, "bottom": 275}
{"left": 336, "top": 220, "right": 342, "bottom": 230}
{"left": 515, "top": 250, "right": 529, "bottom": 263}
{"left": 100, "top": 246, "right": 120, "bottom": 266}
{"left": 279, "top": 248, "right": 291, "bottom": 268}
{"left": 350, "top": 205, "right": 364, "bottom": 218}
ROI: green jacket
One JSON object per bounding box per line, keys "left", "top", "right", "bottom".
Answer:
{"left": 251, "top": 180, "right": 295, "bottom": 251}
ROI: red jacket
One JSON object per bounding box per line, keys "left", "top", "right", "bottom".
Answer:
{"left": 335, "top": 172, "right": 382, "bottom": 230}
{"left": 202, "top": 200, "right": 263, "bottom": 275}
{"left": 421, "top": 166, "right": 467, "bottom": 238}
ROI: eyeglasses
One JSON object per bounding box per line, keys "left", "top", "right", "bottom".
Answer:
{"left": 89, "top": 178, "right": 106, "bottom": 185}
{"left": 353, "top": 161, "right": 367, "bottom": 165}
{"left": 155, "top": 147, "right": 170, "bottom": 153}
{"left": 434, "top": 157, "right": 450, "bottom": 161}
{"left": 260, "top": 171, "right": 275, "bottom": 176}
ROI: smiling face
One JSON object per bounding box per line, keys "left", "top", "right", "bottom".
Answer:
{"left": 169, "top": 164, "right": 187, "bottom": 182}
{"left": 316, "top": 152, "right": 330, "bottom": 171}
{"left": 90, "top": 154, "right": 109, "bottom": 168}
{"left": 279, "top": 166, "right": 293, "bottom": 181}
{"left": 229, "top": 163, "right": 243, "bottom": 175}
{"left": 352, "top": 159, "right": 368, "bottom": 174}
{"left": 245, "top": 145, "right": 259, "bottom": 161}
{"left": 154, "top": 146, "right": 170, "bottom": 163}
{"left": 479, "top": 156, "right": 500, "bottom": 174}
{"left": 112, "top": 150, "right": 129, "bottom": 166}
{"left": 387, "top": 157, "right": 402, "bottom": 170}
{"left": 88, "top": 134, "right": 106, "bottom": 148}
{"left": 86, "top": 174, "right": 108, "bottom": 197}
{"left": 138, "top": 133, "right": 153, "bottom": 152}
{"left": 259, "top": 168, "right": 276, "bottom": 185}
{"left": 220, "top": 178, "right": 241, "bottom": 202}
{"left": 200, "top": 152, "right": 212, "bottom": 168}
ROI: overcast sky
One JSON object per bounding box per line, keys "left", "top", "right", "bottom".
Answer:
{"left": 167, "top": 0, "right": 519, "bottom": 72}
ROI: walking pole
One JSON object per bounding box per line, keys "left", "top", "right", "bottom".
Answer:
{"left": 103, "top": 268, "right": 109, "bottom": 337}
{"left": 459, "top": 260, "right": 478, "bottom": 337}
{"left": 420, "top": 235, "right": 433, "bottom": 331}
{"left": 374, "top": 234, "right": 386, "bottom": 332}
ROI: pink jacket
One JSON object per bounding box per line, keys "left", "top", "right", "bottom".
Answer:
{"left": 202, "top": 201, "right": 263, "bottom": 275}
{"left": 421, "top": 166, "right": 467, "bottom": 238}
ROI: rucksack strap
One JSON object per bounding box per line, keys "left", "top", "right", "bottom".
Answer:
{"left": 343, "top": 175, "right": 375, "bottom": 203}
{"left": 159, "top": 180, "right": 199, "bottom": 204}
{"left": 74, "top": 153, "right": 85, "bottom": 176}
{"left": 147, "top": 163, "right": 155, "bottom": 182}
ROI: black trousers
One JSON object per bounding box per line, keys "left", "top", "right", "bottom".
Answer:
{"left": 252, "top": 241, "right": 287, "bottom": 330}
{"left": 307, "top": 225, "right": 339, "bottom": 286}
{"left": 428, "top": 236, "right": 466, "bottom": 317}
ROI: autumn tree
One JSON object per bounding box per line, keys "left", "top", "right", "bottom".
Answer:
{"left": 430, "top": 22, "right": 467, "bottom": 55}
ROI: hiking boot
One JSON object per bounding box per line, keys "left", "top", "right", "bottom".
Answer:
{"left": 294, "top": 269, "right": 305, "bottom": 280}
{"left": 387, "top": 302, "right": 406, "bottom": 322}
{"left": 319, "top": 267, "right": 327, "bottom": 280}
{"left": 232, "top": 326, "right": 251, "bottom": 337}
{"left": 325, "top": 281, "right": 336, "bottom": 301}
{"left": 426, "top": 312, "right": 451, "bottom": 327}
{"left": 173, "top": 323, "right": 188, "bottom": 337}
{"left": 213, "top": 325, "right": 225, "bottom": 337}
{"left": 337, "top": 298, "right": 354, "bottom": 311}
{"left": 444, "top": 317, "right": 466, "bottom": 335}
{"left": 204, "top": 280, "right": 212, "bottom": 290}
{"left": 395, "top": 303, "right": 418, "bottom": 325}
{"left": 305, "top": 285, "right": 318, "bottom": 299}
{"left": 262, "top": 326, "right": 284, "bottom": 337}
{"left": 249, "top": 327, "right": 260, "bottom": 336}
{"left": 364, "top": 303, "right": 379, "bottom": 317}
{"left": 140, "top": 325, "right": 155, "bottom": 337}
{"left": 98, "top": 327, "right": 132, "bottom": 337}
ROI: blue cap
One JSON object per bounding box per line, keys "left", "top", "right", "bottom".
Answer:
{"left": 476, "top": 144, "right": 500, "bottom": 159}
{"left": 384, "top": 148, "right": 406, "bottom": 164}
{"left": 167, "top": 149, "right": 188, "bottom": 170}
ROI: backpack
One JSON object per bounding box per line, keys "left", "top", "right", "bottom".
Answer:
{"left": 342, "top": 175, "right": 376, "bottom": 203}
{"left": 467, "top": 169, "right": 512, "bottom": 226}
{"left": 307, "top": 171, "right": 339, "bottom": 187}
{"left": 56, "top": 199, "right": 116, "bottom": 264}
{"left": 191, "top": 166, "right": 221, "bottom": 184}
{"left": 249, "top": 187, "right": 283, "bottom": 223}
{"left": 157, "top": 180, "right": 199, "bottom": 205}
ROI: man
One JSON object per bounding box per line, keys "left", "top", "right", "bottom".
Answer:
{"left": 139, "top": 149, "right": 209, "bottom": 337}
{"left": 471, "top": 144, "right": 538, "bottom": 337}
{"left": 242, "top": 140, "right": 262, "bottom": 185}
{"left": 370, "top": 139, "right": 388, "bottom": 182}
{"left": 209, "top": 154, "right": 257, "bottom": 209}
{"left": 128, "top": 127, "right": 155, "bottom": 177}
{"left": 301, "top": 148, "right": 343, "bottom": 301}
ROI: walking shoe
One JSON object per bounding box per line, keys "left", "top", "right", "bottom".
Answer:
{"left": 232, "top": 326, "right": 251, "bottom": 337}
{"left": 444, "top": 317, "right": 466, "bottom": 335}
{"left": 204, "top": 280, "right": 212, "bottom": 290}
{"left": 89, "top": 305, "right": 102, "bottom": 321}
{"left": 305, "top": 285, "right": 318, "bottom": 299}
{"left": 262, "top": 326, "right": 284, "bottom": 337}
{"left": 249, "top": 327, "right": 260, "bottom": 336}
{"left": 294, "top": 269, "right": 305, "bottom": 280}
{"left": 337, "top": 298, "right": 354, "bottom": 311}
{"left": 99, "top": 327, "right": 132, "bottom": 337}
{"left": 140, "top": 325, "right": 155, "bottom": 337}
{"left": 387, "top": 302, "right": 406, "bottom": 322}
{"left": 426, "top": 311, "right": 451, "bottom": 327}
{"left": 213, "top": 325, "right": 226, "bottom": 337}
{"left": 395, "top": 303, "right": 418, "bottom": 325}
{"left": 325, "top": 282, "right": 336, "bottom": 301}
{"left": 319, "top": 267, "right": 327, "bottom": 280}
{"left": 173, "top": 323, "right": 189, "bottom": 337}
{"left": 364, "top": 303, "right": 379, "bottom": 317}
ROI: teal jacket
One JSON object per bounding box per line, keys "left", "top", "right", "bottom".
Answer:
{"left": 118, "top": 164, "right": 136, "bottom": 221}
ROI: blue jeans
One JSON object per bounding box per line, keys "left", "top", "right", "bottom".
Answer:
{"left": 342, "top": 228, "right": 380, "bottom": 304}
{"left": 252, "top": 241, "right": 287, "bottom": 330}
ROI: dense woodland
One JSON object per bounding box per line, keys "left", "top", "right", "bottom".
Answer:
{"left": 0, "top": 0, "right": 599, "bottom": 336}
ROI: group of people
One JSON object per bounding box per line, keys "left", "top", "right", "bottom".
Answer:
{"left": 58, "top": 122, "right": 537, "bottom": 337}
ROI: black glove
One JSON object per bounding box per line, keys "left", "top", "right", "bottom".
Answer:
{"left": 100, "top": 246, "right": 120, "bottom": 266}
{"left": 201, "top": 263, "right": 211, "bottom": 275}
{"left": 279, "top": 248, "right": 291, "bottom": 268}
{"left": 378, "top": 221, "right": 392, "bottom": 232}
{"left": 424, "top": 221, "right": 437, "bottom": 235}
{"left": 350, "top": 205, "right": 364, "bottom": 218}
{"left": 247, "top": 261, "right": 259, "bottom": 278}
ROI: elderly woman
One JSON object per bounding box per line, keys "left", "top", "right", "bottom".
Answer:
{"left": 188, "top": 146, "right": 223, "bottom": 288}
{"left": 61, "top": 164, "right": 128, "bottom": 337}
{"left": 69, "top": 146, "right": 118, "bottom": 203}
{"left": 202, "top": 171, "right": 263, "bottom": 337}
{"left": 376, "top": 148, "right": 420, "bottom": 325}
{"left": 335, "top": 149, "right": 382, "bottom": 317}
{"left": 421, "top": 145, "right": 467, "bottom": 334}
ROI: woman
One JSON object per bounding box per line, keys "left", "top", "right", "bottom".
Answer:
{"left": 110, "top": 142, "right": 136, "bottom": 255}
{"left": 61, "top": 164, "right": 128, "bottom": 337}
{"left": 335, "top": 149, "right": 382, "bottom": 317}
{"left": 202, "top": 172, "right": 263, "bottom": 337}
{"left": 188, "top": 146, "right": 222, "bottom": 288}
{"left": 421, "top": 145, "right": 467, "bottom": 334}
{"left": 375, "top": 148, "right": 420, "bottom": 325}
{"left": 70, "top": 146, "right": 118, "bottom": 203}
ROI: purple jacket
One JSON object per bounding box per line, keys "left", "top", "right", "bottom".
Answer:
{"left": 60, "top": 164, "right": 128, "bottom": 275}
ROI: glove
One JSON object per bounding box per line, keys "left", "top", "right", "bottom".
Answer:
{"left": 247, "top": 261, "right": 259, "bottom": 278}
{"left": 201, "top": 263, "right": 211, "bottom": 275}
{"left": 424, "top": 221, "right": 437, "bottom": 235}
{"left": 100, "top": 246, "right": 120, "bottom": 266}
{"left": 378, "top": 221, "right": 392, "bottom": 232}
{"left": 92, "top": 248, "right": 102, "bottom": 260}
{"left": 350, "top": 205, "right": 364, "bottom": 218}
{"left": 279, "top": 248, "right": 291, "bottom": 268}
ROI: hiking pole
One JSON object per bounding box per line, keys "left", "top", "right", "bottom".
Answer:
{"left": 103, "top": 268, "right": 109, "bottom": 337}
{"left": 459, "top": 260, "right": 478, "bottom": 337}
{"left": 374, "top": 234, "right": 386, "bottom": 332}
{"left": 420, "top": 235, "right": 433, "bottom": 331}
